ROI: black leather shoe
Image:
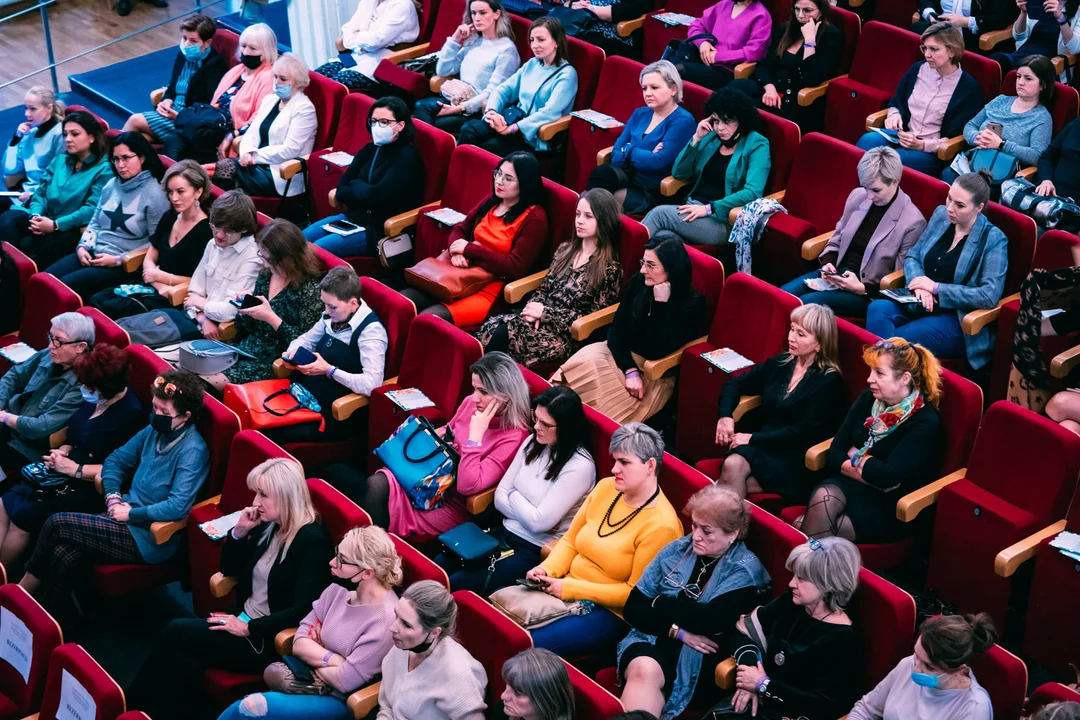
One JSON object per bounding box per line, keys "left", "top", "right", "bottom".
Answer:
{"left": 116, "top": 0, "right": 132, "bottom": 15}
{"left": 144, "top": 0, "right": 169, "bottom": 7}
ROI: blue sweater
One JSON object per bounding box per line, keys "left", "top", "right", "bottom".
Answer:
{"left": 611, "top": 106, "right": 697, "bottom": 191}
{"left": 3, "top": 119, "right": 64, "bottom": 195}
{"left": 487, "top": 57, "right": 578, "bottom": 151}
{"left": 101, "top": 423, "right": 209, "bottom": 564}
{"left": 963, "top": 95, "right": 1053, "bottom": 166}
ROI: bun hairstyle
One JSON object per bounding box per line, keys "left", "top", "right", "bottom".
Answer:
{"left": 26, "top": 86, "right": 65, "bottom": 123}
{"left": 918, "top": 613, "right": 998, "bottom": 671}
{"left": 954, "top": 170, "right": 993, "bottom": 207}
{"left": 862, "top": 337, "right": 943, "bottom": 407}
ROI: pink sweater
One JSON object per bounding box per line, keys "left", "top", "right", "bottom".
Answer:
{"left": 387, "top": 396, "right": 529, "bottom": 537}
{"left": 688, "top": 0, "right": 773, "bottom": 67}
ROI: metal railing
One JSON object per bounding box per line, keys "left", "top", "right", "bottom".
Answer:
{"left": 0, "top": 0, "right": 230, "bottom": 93}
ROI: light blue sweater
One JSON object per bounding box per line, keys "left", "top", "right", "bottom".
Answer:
{"left": 3, "top": 120, "right": 64, "bottom": 195}
{"left": 963, "top": 94, "right": 1053, "bottom": 166}
{"left": 487, "top": 57, "right": 578, "bottom": 151}
{"left": 435, "top": 35, "right": 520, "bottom": 115}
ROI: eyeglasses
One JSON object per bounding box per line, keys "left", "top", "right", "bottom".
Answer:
{"left": 209, "top": 224, "right": 242, "bottom": 239}
{"left": 535, "top": 416, "right": 556, "bottom": 430}
{"left": 873, "top": 339, "right": 905, "bottom": 355}
{"left": 47, "top": 333, "right": 83, "bottom": 348}
{"left": 153, "top": 375, "right": 182, "bottom": 396}
{"left": 112, "top": 153, "right": 139, "bottom": 163}
{"left": 639, "top": 258, "right": 660, "bottom": 271}
{"left": 369, "top": 118, "right": 398, "bottom": 128}
{"left": 918, "top": 45, "right": 945, "bottom": 54}
{"left": 335, "top": 549, "right": 360, "bottom": 567}
{"left": 793, "top": 5, "right": 816, "bottom": 14}
{"left": 492, "top": 168, "right": 518, "bottom": 184}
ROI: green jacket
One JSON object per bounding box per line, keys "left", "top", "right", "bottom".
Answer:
{"left": 671, "top": 130, "right": 771, "bottom": 224}
{"left": 18, "top": 152, "right": 111, "bottom": 232}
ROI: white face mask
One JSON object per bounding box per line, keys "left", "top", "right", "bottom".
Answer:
{"left": 371, "top": 123, "right": 396, "bottom": 146}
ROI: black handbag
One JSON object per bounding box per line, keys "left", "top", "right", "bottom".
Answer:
{"left": 89, "top": 286, "right": 171, "bottom": 321}
{"left": 20, "top": 463, "right": 71, "bottom": 498}
{"left": 548, "top": 6, "right": 598, "bottom": 36}
{"left": 174, "top": 103, "right": 232, "bottom": 149}
{"left": 662, "top": 33, "right": 719, "bottom": 65}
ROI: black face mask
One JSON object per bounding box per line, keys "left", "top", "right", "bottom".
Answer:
{"left": 331, "top": 572, "right": 361, "bottom": 590}
{"left": 151, "top": 412, "right": 176, "bottom": 434}
{"left": 406, "top": 631, "right": 436, "bottom": 654}
{"left": 719, "top": 131, "right": 741, "bottom": 149}
{"left": 240, "top": 53, "right": 262, "bottom": 70}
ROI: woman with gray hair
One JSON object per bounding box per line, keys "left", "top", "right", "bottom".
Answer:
{"left": 780, "top": 146, "right": 928, "bottom": 318}
{"left": 714, "top": 536, "right": 863, "bottom": 720}
{"left": 587, "top": 60, "right": 697, "bottom": 214}
{"left": 0, "top": 311, "right": 93, "bottom": 467}
{"left": 215, "top": 52, "right": 317, "bottom": 199}
{"left": 493, "top": 648, "right": 575, "bottom": 720}
{"left": 523, "top": 422, "right": 683, "bottom": 656}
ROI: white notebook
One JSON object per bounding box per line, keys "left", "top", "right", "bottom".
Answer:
{"left": 0, "top": 342, "right": 36, "bottom": 364}
{"left": 701, "top": 348, "right": 754, "bottom": 373}
{"left": 386, "top": 388, "right": 437, "bottom": 411}
{"left": 425, "top": 207, "right": 467, "bottom": 226}
{"left": 199, "top": 510, "right": 244, "bottom": 541}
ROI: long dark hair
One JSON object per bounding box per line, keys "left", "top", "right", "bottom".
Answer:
{"left": 776, "top": 0, "right": 832, "bottom": 57}
{"left": 476, "top": 151, "right": 544, "bottom": 224}
{"left": 62, "top": 111, "right": 108, "bottom": 165}
{"left": 525, "top": 387, "right": 589, "bottom": 481}
{"left": 256, "top": 218, "right": 323, "bottom": 288}
{"left": 632, "top": 231, "right": 699, "bottom": 317}
{"left": 369, "top": 96, "right": 415, "bottom": 143}
{"left": 547, "top": 188, "right": 620, "bottom": 290}
{"left": 109, "top": 131, "right": 166, "bottom": 181}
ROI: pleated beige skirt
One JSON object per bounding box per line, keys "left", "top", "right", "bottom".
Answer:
{"left": 551, "top": 342, "right": 674, "bottom": 425}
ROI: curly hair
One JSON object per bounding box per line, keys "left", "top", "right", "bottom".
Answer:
{"left": 73, "top": 343, "right": 129, "bottom": 399}
{"left": 152, "top": 369, "right": 205, "bottom": 421}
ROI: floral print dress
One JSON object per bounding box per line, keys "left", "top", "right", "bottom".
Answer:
{"left": 478, "top": 257, "right": 623, "bottom": 367}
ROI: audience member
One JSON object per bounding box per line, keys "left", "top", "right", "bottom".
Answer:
{"left": 672, "top": 0, "right": 773, "bottom": 90}
{"left": 856, "top": 23, "right": 983, "bottom": 175}
{"left": 566, "top": 0, "right": 652, "bottom": 58}
{"left": 2, "top": 87, "right": 64, "bottom": 211}
{"left": 0, "top": 311, "right": 93, "bottom": 468}
{"left": 0, "top": 111, "right": 111, "bottom": 270}
{"left": 866, "top": 171, "right": 1007, "bottom": 370}
{"left": 782, "top": 147, "right": 928, "bottom": 316}
{"left": 1035, "top": 115, "right": 1080, "bottom": 224}
{"left": 0, "top": 343, "right": 143, "bottom": 567}
{"left": 303, "top": 97, "right": 424, "bottom": 257}
{"left": 457, "top": 17, "right": 578, "bottom": 156}
{"left": 553, "top": 233, "right": 705, "bottom": 424}
{"left": 414, "top": 0, "right": 521, "bottom": 133}
{"left": 478, "top": 188, "right": 622, "bottom": 366}
{"left": 492, "top": 648, "right": 575, "bottom": 720}
{"left": 994, "top": 0, "right": 1080, "bottom": 73}
{"left": 217, "top": 525, "right": 401, "bottom": 720}
{"left": 46, "top": 132, "right": 169, "bottom": 301}
{"left": 618, "top": 485, "right": 769, "bottom": 719}
{"left": 122, "top": 16, "right": 227, "bottom": 154}
{"left": 641, "top": 88, "right": 770, "bottom": 247}
{"left": 714, "top": 304, "right": 847, "bottom": 504}
{"left": 795, "top": 338, "right": 944, "bottom": 543}
{"left": 912, "top": 0, "right": 1014, "bottom": 51}
{"left": 376, "top": 580, "right": 488, "bottom": 719}
{"left": 524, "top": 423, "right": 683, "bottom": 656}
{"left": 848, "top": 613, "right": 998, "bottom": 720}
{"left": 326, "top": 351, "right": 531, "bottom": 534}
{"left": 130, "top": 456, "right": 330, "bottom": 720}
{"left": 19, "top": 369, "right": 208, "bottom": 620}
{"left": 587, "top": 61, "right": 696, "bottom": 214}
{"left": 400, "top": 151, "right": 548, "bottom": 327}
{"left": 313, "top": 0, "right": 421, "bottom": 90}
{"left": 1033, "top": 702, "right": 1080, "bottom": 720}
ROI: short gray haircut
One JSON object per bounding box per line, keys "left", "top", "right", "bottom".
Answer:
{"left": 640, "top": 60, "right": 684, "bottom": 104}
{"left": 50, "top": 312, "right": 95, "bottom": 345}
{"left": 273, "top": 52, "right": 310, "bottom": 91}
{"left": 609, "top": 422, "right": 665, "bottom": 469}
{"left": 857, "top": 146, "right": 903, "bottom": 187}
{"left": 786, "top": 537, "right": 862, "bottom": 612}
{"left": 402, "top": 580, "right": 458, "bottom": 636}
{"left": 238, "top": 22, "right": 279, "bottom": 65}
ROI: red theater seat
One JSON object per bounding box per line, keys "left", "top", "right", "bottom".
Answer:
{"left": 0, "top": 273, "right": 81, "bottom": 376}
{"left": 374, "top": 0, "right": 468, "bottom": 98}
{"left": 34, "top": 644, "right": 126, "bottom": 720}
{"left": 0, "top": 585, "right": 63, "bottom": 720}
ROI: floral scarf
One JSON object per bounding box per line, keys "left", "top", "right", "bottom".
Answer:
{"left": 851, "top": 388, "right": 924, "bottom": 467}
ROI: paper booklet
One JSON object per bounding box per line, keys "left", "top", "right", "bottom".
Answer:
{"left": 701, "top": 348, "right": 754, "bottom": 373}
{"left": 882, "top": 288, "right": 921, "bottom": 304}
{"left": 386, "top": 388, "right": 437, "bottom": 411}
{"left": 804, "top": 277, "right": 841, "bottom": 292}
{"left": 199, "top": 510, "right": 244, "bottom": 540}
{"left": 0, "top": 342, "right": 36, "bottom": 365}
{"left": 654, "top": 12, "right": 696, "bottom": 25}
{"left": 571, "top": 110, "right": 625, "bottom": 129}
{"left": 871, "top": 127, "right": 901, "bottom": 145}
{"left": 323, "top": 222, "right": 364, "bottom": 237}
{"left": 1050, "top": 530, "right": 1080, "bottom": 562}
{"left": 321, "top": 151, "right": 355, "bottom": 167}
{"left": 425, "top": 207, "right": 468, "bottom": 226}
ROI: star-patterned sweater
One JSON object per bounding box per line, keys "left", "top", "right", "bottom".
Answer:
{"left": 79, "top": 169, "right": 169, "bottom": 259}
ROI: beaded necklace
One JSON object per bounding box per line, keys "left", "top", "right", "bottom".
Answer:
{"left": 597, "top": 486, "right": 660, "bottom": 538}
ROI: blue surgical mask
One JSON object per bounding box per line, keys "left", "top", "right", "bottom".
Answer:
{"left": 274, "top": 83, "right": 292, "bottom": 99}
{"left": 80, "top": 387, "right": 100, "bottom": 404}
{"left": 371, "top": 123, "right": 395, "bottom": 146}
{"left": 911, "top": 666, "right": 942, "bottom": 688}
{"left": 180, "top": 42, "right": 208, "bottom": 60}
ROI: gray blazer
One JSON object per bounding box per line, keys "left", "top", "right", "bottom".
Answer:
{"left": 0, "top": 349, "right": 83, "bottom": 461}
{"left": 823, "top": 187, "right": 927, "bottom": 285}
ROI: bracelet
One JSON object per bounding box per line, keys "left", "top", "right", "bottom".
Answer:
{"left": 105, "top": 492, "right": 122, "bottom": 501}
{"left": 804, "top": 41, "right": 816, "bottom": 48}
{"left": 322, "top": 651, "right": 333, "bottom": 667}
{"left": 756, "top": 675, "right": 771, "bottom": 694}
{"left": 326, "top": 365, "right": 336, "bottom": 378}
{"left": 668, "top": 623, "right": 680, "bottom": 639}
{"left": 106, "top": 497, "right": 122, "bottom": 508}
{"left": 625, "top": 369, "right": 642, "bottom": 379}
{"left": 676, "top": 628, "right": 686, "bottom": 642}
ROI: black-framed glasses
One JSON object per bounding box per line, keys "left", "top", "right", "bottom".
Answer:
{"left": 535, "top": 416, "right": 556, "bottom": 430}
{"left": 47, "top": 333, "right": 83, "bottom": 348}
{"left": 153, "top": 375, "right": 181, "bottom": 397}
{"left": 369, "top": 118, "right": 398, "bottom": 128}
{"left": 111, "top": 153, "right": 139, "bottom": 163}
{"left": 335, "top": 549, "right": 360, "bottom": 567}
{"left": 209, "top": 224, "right": 243, "bottom": 239}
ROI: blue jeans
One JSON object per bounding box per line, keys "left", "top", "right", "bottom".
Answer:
{"left": 217, "top": 692, "right": 351, "bottom": 720}
{"left": 780, "top": 270, "right": 872, "bottom": 318}
{"left": 866, "top": 298, "right": 966, "bottom": 359}
{"left": 856, "top": 132, "right": 944, "bottom": 176}
{"left": 304, "top": 214, "right": 371, "bottom": 256}
{"left": 530, "top": 605, "right": 627, "bottom": 657}
{"left": 434, "top": 529, "right": 544, "bottom": 594}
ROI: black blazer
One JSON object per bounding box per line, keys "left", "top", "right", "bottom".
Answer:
{"left": 336, "top": 140, "right": 425, "bottom": 253}
{"left": 917, "top": 0, "right": 1013, "bottom": 33}
{"left": 220, "top": 521, "right": 332, "bottom": 640}
{"left": 164, "top": 49, "right": 228, "bottom": 107}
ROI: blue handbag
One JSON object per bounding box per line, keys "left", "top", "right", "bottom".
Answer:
{"left": 374, "top": 415, "right": 459, "bottom": 510}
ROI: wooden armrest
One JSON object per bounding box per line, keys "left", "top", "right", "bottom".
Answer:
{"left": 961, "top": 293, "right": 1018, "bottom": 335}
{"left": 537, "top": 116, "right": 571, "bottom": 142}
{"left": 896, "top": 468, "right": 966, "bottom": 522}
{"left": 995, "top": 519, "right": 1067, "bottom": 578}
{"left": 218, "top": 321, "right": 236, "bottom": 342}
{"left": 121, "top": 247, "right": 149, "bottom": 273}
{"left": 596, "top": 147, "right": 613, "bottom": 166}
{"left": 540, "top": 540, "right": 556, "bottom": 559}
{"left": 1050, "top": 54, "right": 1075, "bottom": 75}
{"left": 150, "top": 495, "right": 220, "bottom": 544}
{"left": 1016, "top": 166, "right": 1037, "bottom": 180}
{"left": 430, "top": 75, "right": 451, "bottom": 93}
{"left": 936, "top": 135, "right": 967, "bottom": 162}
{"left": 848, "top": 0, "right": 864, "bottom": 6}
{"left": 333, "top": 394, "right": 369, "bottom": 421}
{"left": 731, "top": 395, "right": 762, "bottom": 423}
{"left": 978, "top": 27, "right": 1013, "bottom": 52}
{"left": 642, "top": 335, "right": 708, "bottom": 381}
{"left": 272, "top": 358, "right": 292, "bottom": 379}
{"left": 347, "top": 682, "right": 381, "bottom": 719}
{"left": 1050, "top": 344, "right": 1080, "bottom": 379}
{"left": 49, "top": 428, "right": 67, "bottom": 449}
{"left": 879, "top": 270, "right": 905, "bottom": 291}
{"left": 804, "top": 438, "right": 832, "bottom": 471}
{"left": 328, "top": 188, "right": 338, "bottom": 208}
{"left": 800, "top": 231, "right": 832, "bottom": 261}
{"left": 165, "top": 282, "right": 189, "bottom": 307}
{"left": 660, "top": 176, "right": 689, "bottom": 197}
{"left": 231, "top": 135, "right": 241, "bottom": 154}
{"left": 865, "top": 109, "right": 889, "bottom": 131}
{"left": 275, "top": 627, "right": 298, "bottom": 656}
{"left": 95, "top": 475, "right": 103, "bottom": 495}
{"left": 466, "top": 488, "right": 496, "bottom": 515}
{"left": 504, "top": 270, "right": 548, "bottom": 304}
{"left": 714, "top": 657, "right": 737, "bottom": 689}
{"left": 733, "top": 62, "right": 756, "bottom": 79}
{"left": 210, "top": 572, "right": 239, "bottom": 598}
{"left": 797, "top": 76, "right": 843, "bottom": 107}
{"left": 279, "top": 157, "right": 305, "bottom": 181}
{"left": 385, "top": 203, "right": 438, "bottom": 237}
{"left": 22, "top": 714, "right": 40, "bottom": 720}
{"left": 728, "top": 190, "right": 786, "bottom": 227}
{"left": 150, "top": 87, "right": 166, "bottom": 106}
{"left": 616, "top": 14, "right": 646, "bottom": 36}
{"left": 570, "top": 304, "right": 618, "bottom": 342}
{"left": 384, "top": 42, "right": 431, "bottom": 64}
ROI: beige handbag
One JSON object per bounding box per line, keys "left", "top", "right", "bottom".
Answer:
{"left": 440, "top": 79, "right": 477, "bottom": 105}
{"left": 489, "top": 584, "right": 590, "bottom": 630}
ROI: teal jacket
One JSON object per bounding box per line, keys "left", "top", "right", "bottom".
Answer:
{"left": 671, "top": 130, "right": 771, "bottom": 224}
{"left": 17, "top": 152, "right": 111, "bottom": 233}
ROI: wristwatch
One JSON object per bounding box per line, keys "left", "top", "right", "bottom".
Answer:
{"left": 76, "top": 465, "right": 84, "bottom": 480}
{"left": 1059, "top": 15, "right": 1069, "bottom": 24}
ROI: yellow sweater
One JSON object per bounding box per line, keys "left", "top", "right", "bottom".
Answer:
{"left": 540, "top": 476, "right": 682, "bottom": 613}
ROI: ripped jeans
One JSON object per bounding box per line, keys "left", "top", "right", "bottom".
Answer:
{"left": 216, "top": 692, "right": 351, "bottom": 720}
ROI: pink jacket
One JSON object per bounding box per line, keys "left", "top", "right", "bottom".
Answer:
{"left": 688, "top": 0, "right": 772, "bottom": 67}
{"left": 211, "top": 63, "right": 275, "bottom": 131}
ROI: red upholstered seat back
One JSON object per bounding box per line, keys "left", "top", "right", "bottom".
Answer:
{"left": 333, "top": 93, "right": 374, "bottom": 154}
{"left": 584, "top": 405, "right": 619, "bottom": 480}
{"left": 541, "top": 179, "right": 580, "bottom": 268}
{"left": 65, "top": 105, "right": 109, "bottom": 132}
{"left": 1034, "top": 229, "right": 1080, "bottom": 270}
{"left": 745, "top": 503, "right": 804, "bottom": 595}
{"left": 847, "top": 22, "right": 923, "bottom": 88}
{"left": 566, "top": 660, "right": 623, "bottom": 719}
{"left": 937, "top": 370, "right": 983, "bottom": 474}
{"left": 396, "top": 315, "right": 483, "bottom": 416}
{"left": 828, "top": 6, "right": 862, "bottom": 76}
{"left": 36, "top": 644, "right": 125, "bottom": 720}
{"left": 311, "top": 243, "right": 348, "bottom": 270}
{"left": 898, "top": 166, "right": 949, "bottom": 219}
{"left": 211, "top": 28, "right": 240, "bottom": 68}
{"left": 361, "top": 277, "right": 416, "bottom": 379}
{"left": 307, "top": 478, "right": 370, "bottom": 543}
{"left": 3, "top": 242, "right": 36, "bottom": 319}
{"left": 426, "top": 0, "right": 467, "bottom": 50}
{"left": 848, "top": 570, "right": 916, "bottom": 691}
{"left": 566, "top": 36, "right": 606, "bottom": 112}
{"left": 198, "top": 393, "right": 242, "bottom": 498}
{"left": 0, "top": 585, "right": 62, "bottom": 717}
{"left": 454, "top": 590, "right": 533, "bottom": 703}
{"left": 21, "top": 274, "right": 81, "bottom": 350}
{"left": 414, "top": 121, "right": 457, "bottom": 207}
{"left": 682, "top": 80, "right": 712, "bottom": 121}
{"left": 960, "top": 52, "right": 1003, "bottom": 105}
{"left": 305, "top": 72, "right": 348, "bottom": 152}
{"left": 658, "top": 455, "right": 711, "bottom": 531}
{"left": 520, "top": 364, "right": 553, "bottom": 396}
{"left": 835, "top": 319, "right": 881, "bottom": 404}
{"left": 707, "top": 273, "right": 802, "bottom": 361}
{"left": 781, "top": 133, "right": 864, "bottom": 232}
{"left": 758, "top": 111, "right": 802, "bottom": 195}
{"left": 218, "top": 430, "right": 295, "bottom": 514}
{"left": 616, "top": 216, "right": 650, "bottom": 289}
{"left": 970, "top": 644, "right": 1028, "bottom": 720}
{"left": 687, "top": 246, "right": 725, "bottom": 336}
{"left": 414, "top": 145, "right": 501, "bottom": 261}
{"left": 982, "top": 203, "right": 1036, "bottom": 298}
{"left": 124, "top": 344, "right": 170, "bottom": 409}
{"left": 416, "top": 0, "right": 440, "bottom": 42}
{"left": 1003, "top": 71, "right": 1080, "bottom": 135}
{"left": 392, "top": 533, "right": 450, "bottom": 588}
{"left": 1025, "top": 683, "right": 1080, "bottom": 717}
{"left": 77, "top": 307, "right": 129, "bottom": 349}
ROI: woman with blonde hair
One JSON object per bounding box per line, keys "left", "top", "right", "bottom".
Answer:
{"left": 712, "top": 304, "right": 847, "bottom": 504}
{"left": 129, "top": 457, "right": 333, "bottom": 720}
{"left": 2, "top": 86, "right": 64, "bottom": 210}
{"left": 494, "top": 648, "right": 575, "bottom": 720}
{"left": 218, "top": 525, "right": 403, "bottom": 720}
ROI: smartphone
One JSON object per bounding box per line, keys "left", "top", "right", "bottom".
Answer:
{"left": 985, "top": 122, "right": 1004, "bottom": 138}
{"left": 517, "top": 577, "right": 544, "bottom": 590}
{"left": 282, "top": 655, "right": 315, "bottom": 682}
{"left": 328, "top": 219, "right": 361, "bottom": 233}
{"left": 820, "top": 269, "right": 839, "bottom": 276}
{"left": 229, "top": 294, "right": 261, "bottom": 309}
{"left": 289, "top": 346, "right": 317, "bottom": 366}
{"left": 338, "top": 52, "right": 358, "bottom": 68}
{"left": 1026, "top": 0, "right": 1050, "bottom": 22}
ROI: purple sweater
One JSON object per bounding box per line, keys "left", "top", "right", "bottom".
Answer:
{"left": 295, "top": 584, "right": 398, "bottom": 694}
{"left": 688, "top": 0, "right": 773, "bottom": 66}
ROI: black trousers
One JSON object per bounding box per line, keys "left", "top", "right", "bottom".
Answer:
{"left": 0, "top": 209, "right": 81, "bottom": 271}
{"left": 456, "top": 119, "right": 536, "bottom": 157}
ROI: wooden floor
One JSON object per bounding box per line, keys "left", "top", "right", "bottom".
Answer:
{"left": 0, "top": 0, "right": 231, "bottom": 108}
